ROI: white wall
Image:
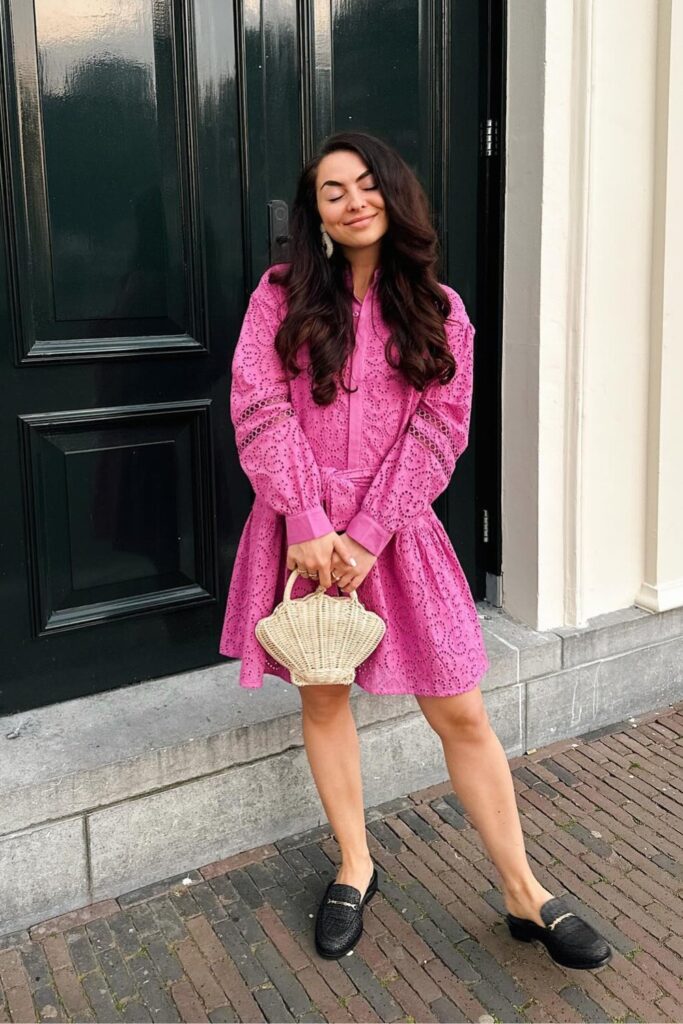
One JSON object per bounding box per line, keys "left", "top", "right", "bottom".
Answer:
{"left": 503, "top": 0, "right": 682, "bottom": 629}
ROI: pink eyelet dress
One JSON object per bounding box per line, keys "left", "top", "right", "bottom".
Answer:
{"left": 219, "top": 262, "right": 490, "bottom": 696}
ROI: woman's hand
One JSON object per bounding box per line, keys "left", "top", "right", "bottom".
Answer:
{"left": 287, "top": 531, "right": 357, "bottom": 590}
{"left": 330, "top": 533, "right": 377, "bottom": 593}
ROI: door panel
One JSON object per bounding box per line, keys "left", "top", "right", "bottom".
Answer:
{"left": 0, "top": 0, "right": 492, "bottom": 713}
{"left": 6, "top": 0, "right": 205, "bottom": 360}
{"left": 0, "top": 0, "right": 238, "bottom": 713}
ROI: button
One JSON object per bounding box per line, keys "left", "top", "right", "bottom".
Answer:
{"left": 352, "top": 311, "right": 360, "bottom": 317}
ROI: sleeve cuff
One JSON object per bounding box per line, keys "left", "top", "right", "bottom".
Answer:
{"left": 345, "top": 510, "right": 393, "bottom": 557}
{"left": 285, "top": 505, "right": 334, "bottom": 545}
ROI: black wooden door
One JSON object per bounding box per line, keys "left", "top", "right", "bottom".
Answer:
{"left": 0, "top": 0, "right": 494, "bottom": 713}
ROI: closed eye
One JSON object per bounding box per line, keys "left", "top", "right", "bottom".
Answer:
{"left": 330, "top": 186, "right": 378, "bottom": 202}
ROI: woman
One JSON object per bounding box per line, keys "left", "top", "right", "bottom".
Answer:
{"left": 220, "top": 131, "right": 611, "bottom": 970}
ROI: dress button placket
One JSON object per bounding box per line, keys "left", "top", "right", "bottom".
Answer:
{"left": 348, "top": 292, "right": 365, "bottom": 467}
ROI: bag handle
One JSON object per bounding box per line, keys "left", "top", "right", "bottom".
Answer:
{"left": 283, "top": 566, "right": 359, "bottom": 604}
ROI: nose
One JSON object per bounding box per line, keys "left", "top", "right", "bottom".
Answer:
{"left": 347, "top": 188, "right": 368, "bottom": 211}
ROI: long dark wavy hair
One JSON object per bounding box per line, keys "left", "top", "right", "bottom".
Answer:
{"left": 268, "top": 131, "right": 458, "bottom": 406}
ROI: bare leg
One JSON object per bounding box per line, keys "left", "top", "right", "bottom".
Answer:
{"left": 416, "top": 688, "right": 553, "bottom": 927}
{"left": 298, "top": 685, "right": 374, "bottom": 896}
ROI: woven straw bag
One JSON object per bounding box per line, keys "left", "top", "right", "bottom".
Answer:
{"left": 255, "top": 567, "right": 386, "bottom": 686}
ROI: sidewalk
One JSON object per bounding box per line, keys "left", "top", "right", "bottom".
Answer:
{"left": 1, "top": 705, "right": 682, "bottom": 1024}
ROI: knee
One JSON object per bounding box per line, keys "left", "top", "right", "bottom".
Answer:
{"left": 418, "top": 690, "right": 491, "bottom": 742}
{"left": 299, "top": 683, "right": 351, "bottom": 723}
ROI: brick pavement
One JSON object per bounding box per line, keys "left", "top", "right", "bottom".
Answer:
{"left": 2, "top": 704, "right": 683, "bottom": 1023}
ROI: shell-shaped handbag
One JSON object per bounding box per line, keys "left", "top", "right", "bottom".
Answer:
{"left": 255, "top": 568, "right": 386, "bottom": 686}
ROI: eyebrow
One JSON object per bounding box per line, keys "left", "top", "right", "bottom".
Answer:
{"left": 320, "top": 168, "right": 373, "bottom": 189}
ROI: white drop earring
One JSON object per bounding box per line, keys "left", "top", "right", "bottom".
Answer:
{"left": 320, "top": 222, "right": 333, "bottom": 259}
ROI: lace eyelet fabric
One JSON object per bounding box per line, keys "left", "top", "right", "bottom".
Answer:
{"left": 219, "top": 262, "right": 490, "bottom": 696}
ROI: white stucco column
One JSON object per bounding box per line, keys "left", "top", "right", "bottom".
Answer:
{"left": 503, "top": 0, "right": 673, "bottom": 629}
{"left": 637, "top": 0, "right": 683, "bottom": 614}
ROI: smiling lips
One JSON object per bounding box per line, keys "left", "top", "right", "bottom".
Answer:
{"left": 346, "top": 213, "right": 377, "bottom": 227}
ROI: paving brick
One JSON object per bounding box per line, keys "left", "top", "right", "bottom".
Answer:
{"left": 469, "top": 978, "right": 525, "bottom": 1023}
{"left": 127, "top": 950, "right": 180, "bottom": 1022}
{"left": 385, "top": 817, "right": 451, "bottom": 876}
{"left": 167, "top": 886, "right": 201, "bottom": 922}
{"left": 3, "top": 982, "right": 36, "bottom": 1024}
{"left": 397, "top": 807, "right": 441, "bottom": 843}
{"left": 200, "top": 843, "right": 279, "bottom": 878}
{"left": 51, "top": 963, "right": 91, "bottom": 1019}
{"left": 117, "top": 871, "right": 203, "bottom": 909}
{"left": 121, "top": 1000, "right": 152, "bottom": 1022}
{"left": 423, "top": 958, "right": 489, "bottom": 1024}
{"left": 401, "top": 879, "right": 469, "bottom": 945}
{"left": 265, "top": 854, "right": 308, "bottom": 897}
{"left": 169, "top": 979, "right": 209, "bottom": 1023}
{"left": 337, "top": 953, "right": 403, "bottom": 1022}
{"left": 243, "top": 860, "right": 277, "bottom": 892}
{"left": 252, "top": 982, "right": 295, "bottom": 1022}
{"left": 34, "top": 982, "right": 65, "bottom": 1021}
{"left": 222, "top": 897, "right": 268, "bottom": 946}
{"left": 430, "top": 797, "right": 467, "bottom": 830}
{"left": 374, "top": 936, "right": 441, "bottom": 1002}
{"left": 64, "top": 929, "right": 98, "bottom": 977}
{"left": 557, "top": 983, "right": 607, "bottom": 1023}
{"left": 206, "top": 875, "right": 239, "bottom": 907}
{"left": 125, "top": 904, "right": 159, "bottom": 939}
{"left": 396, "top": 849, "right": 458, "bottom": 904}
{"left": 187, "top": 881, "right": 229, "bottom": 923}
{"left": 411, "top": 918, "right": 479, "bottom": 984}
{"left": 429, "top": 994, "right": 469, "bottom": 1022}
{"left": 633, "top": 949, "right": 683, "bottom": 1003}
{"left": 343, "top": 991, "right": 381, "bottom": 1022}
{"left": 276, "top": 825, "right": 332, "bottom": 853}
{"left": 252, "top": 940, "right": 312, "bottom": 1017}
{"left": 227, "top": 868, "right": 264, "bottom": 910}
{"left": 94, "top": 945, "right": 136, "bottom": 1002}
{"left": 385, "top": 974, "right": 437, "bottom": 1022}
{"left": 83, "top": 920, "right": 116, "bottom": 957}
{"left": 211, "top": 918, "right": 269, "bottom": 990}
{"left": 295, "top": 964, "right": 354, "bottom": 1022}
{"left": 149, "top": 897, "right": 189, "bottom": 943}
{"left": 174, "top": 937, "right": 227, "bottom": 1013}
{"left": 0, "top": 949, "right": 29, "bottom": 992}
{"left": 262, "top": 879, "right": 316, "bottom": 934}
{"left": 209, "top": 953, "right": 265, "bottom": 1021}
{"left": 143, "top": 936, "right": 185, "bottom": 985}
{"left": 353, "top": 932, "right": 393, "bottom": 979}
{"left": 657, "top": 994, "right": 683, "bottom": 1022}
{"left": 597, "top": 965, "right": 666, "bottom": 1023}
{"left": 29, "top": 903, "right": 119, "bottom": 941}
{"left": 20, "top": 943, "right": 52, "bottom": 994}
{"left": 298, "top": 1011, "right": 326, "bottom": 1024}
{"left": 105, "top": 913, "right": 143, "bottom": 957}
{"left": 280, "top": 845, "right": 318, "bottom": 879}
{"left": 614, "top": 913, "right": 683, "bottom": 976}
{"left": 369, "top": 900, "right": 433, "bottom": 964}
{"left": 81, "top": 969, "right": 121, "bottom": 1022}
{"left": 184, "top": 916, "right": 226, "bottom": 967}
{"left": 367, "top": 819, "right": 405, "bottom": 854}
{"left": 298, "top": 843, "right": 337, "bottom": 883}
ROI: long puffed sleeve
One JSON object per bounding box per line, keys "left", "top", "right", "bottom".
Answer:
{"left": 345, "top": 288, "right": 476, "bottom": 557}
{"left": 231, "top": 270, "right": 335, "bottom": 545}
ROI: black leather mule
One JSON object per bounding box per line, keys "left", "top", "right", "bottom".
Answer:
{"left": 314, "top": 865, "right": 379, "bottom": 959}
{"left": 506, "top": 895, "right": 613, "bottom": 970}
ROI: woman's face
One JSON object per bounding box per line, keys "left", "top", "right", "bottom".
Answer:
{"left": 315, "top": 150, "right": 388, "bottom": 252}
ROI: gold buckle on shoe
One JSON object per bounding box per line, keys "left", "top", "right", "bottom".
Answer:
{"left": 326, "top": 898, "right": 358, "bottom": 910}
{"left": 547, "top": 911, "right": 575, "bottom": 930}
